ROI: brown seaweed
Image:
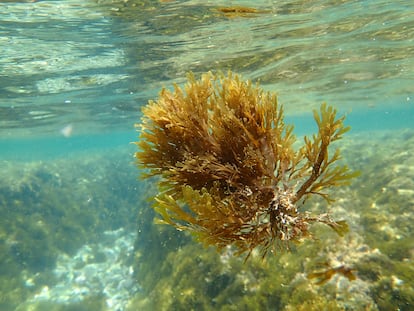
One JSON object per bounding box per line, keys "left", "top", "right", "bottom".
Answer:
{"left": 134, "top": 71, "right": 358, "bottom": 258}
{"left": 307, "top": 262, "right": 357, "bottom": 285}
{"left": 216, "top": 7, "right": 269, "bottom": 18}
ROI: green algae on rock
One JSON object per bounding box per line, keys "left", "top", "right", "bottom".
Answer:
{"left": 0, "top": 149, "right": 141, "bottom": 310}
{"left": 134, "top": 71, "right": 358, "bottom": 258}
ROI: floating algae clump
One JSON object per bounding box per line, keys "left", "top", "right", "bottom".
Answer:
{"left": 134, "top": 71, "right": 358, "bottom": 258}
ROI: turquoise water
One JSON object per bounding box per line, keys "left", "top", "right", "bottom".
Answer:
{"left": 1, "top": 1, "right": 414, "bottom": 310}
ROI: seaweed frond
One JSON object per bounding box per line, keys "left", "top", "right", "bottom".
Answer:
{"left": 307, "top": 262, "right": 357, "bottom": 285}
{"left": 293, "top": 103, "right": 360, "bottom": 203}
{"left": 134, "top": 71, "right": 358, "bottom": 258}
{"left": 216, "top": 7, "right": 270, "bottom": 18}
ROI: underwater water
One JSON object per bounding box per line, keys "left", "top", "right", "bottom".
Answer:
{"left": 0, "top": 0, "right": 413, "bottom": 310}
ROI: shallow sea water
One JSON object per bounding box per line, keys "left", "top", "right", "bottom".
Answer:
{"left": 0, "top": 1, "right": 413, "bottom": 310}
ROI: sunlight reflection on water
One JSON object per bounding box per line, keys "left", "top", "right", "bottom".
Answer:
{"left": 0, "top": 0, "right": 413, "bottom": 138}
